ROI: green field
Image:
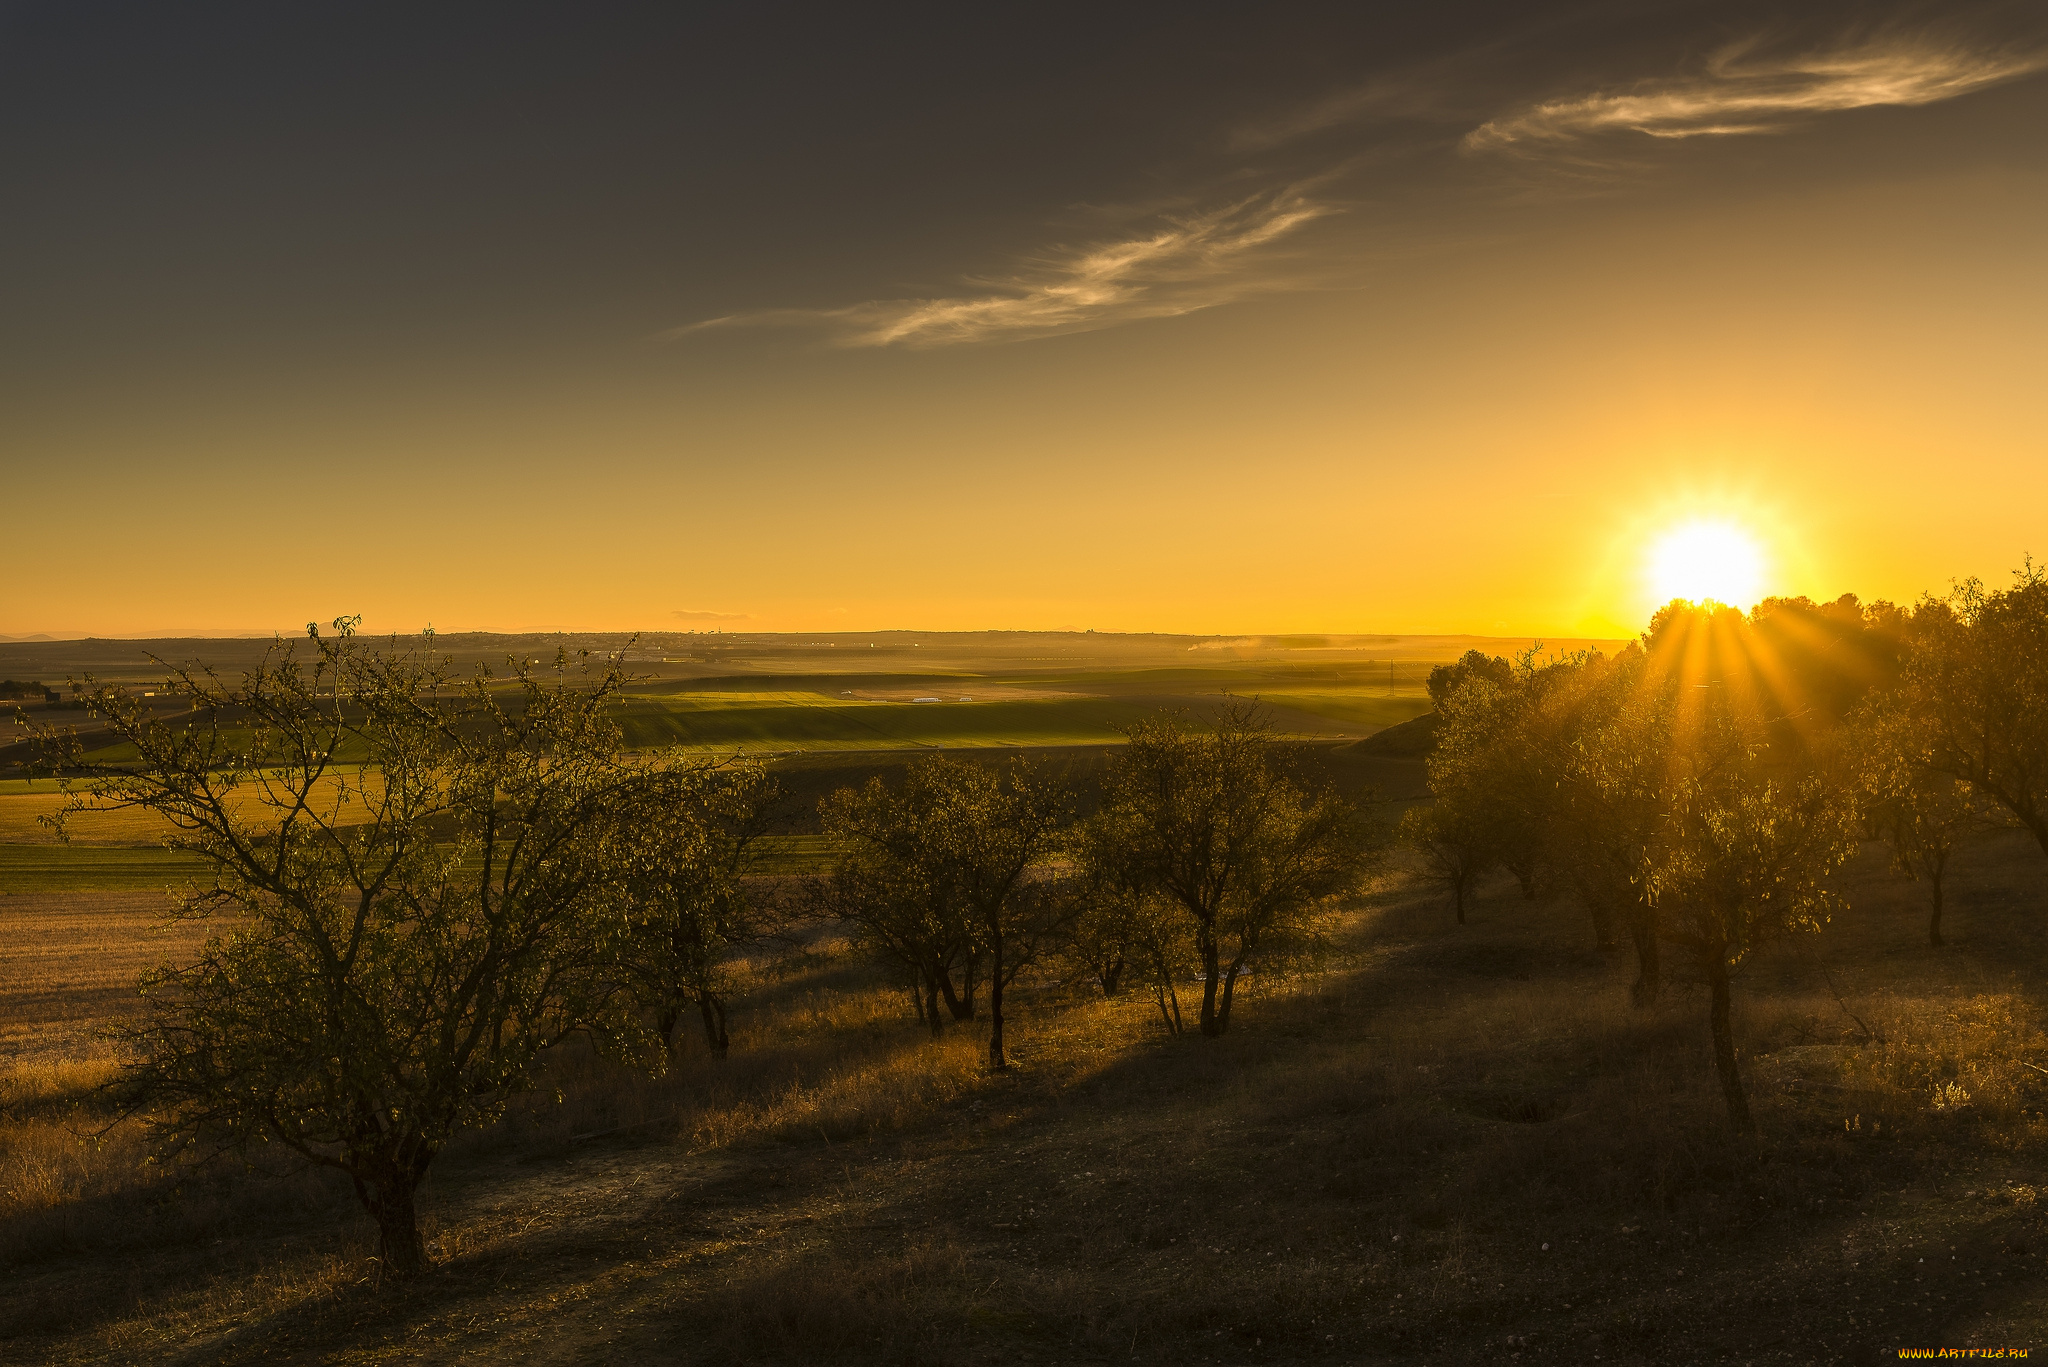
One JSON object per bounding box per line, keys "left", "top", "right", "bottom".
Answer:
{"left": 0, "top": 844, "right": 210, "bottom": 893}
{"left": 2, "top": 640, "right": 1449, "bottom": 890}
{"left": 29, "top": 679, "right": 1431, "bottom": 764}
{"left": 604, "top": 678, "right": 1431, "bottom": 754}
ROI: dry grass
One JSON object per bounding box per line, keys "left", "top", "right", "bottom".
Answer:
{"left": 3, "top": 833, "right": 2048, "bottom": 1363}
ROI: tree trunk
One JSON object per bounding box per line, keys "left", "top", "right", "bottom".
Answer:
{"left": 2023, "top": 809, "right": 2048, "bottom": 864}
{"left": 355, "top": 1171, "right": 427, "bottom": 1280}
{"left": 657, "top": 1003, "right": 684, "bottom": 1054}
{"left": 1215, "top": 960, "right": 1244, "bottom": 1034}
{"left": 697, "top": 991, "right": 730, "bottom": 1059}
{"left": 1629, "top": 917, "right": 1661, "bottom": 1008}
{"left": 1706, "top": 950, "right": 1753, "bottom": 1136}
{"left": 1154, "top": 979, "right": 1183, "bottom": 1034}
{"left": 1099, "top": 954, "right": 1125, "bottom": 997}
{"left": 987, "top": 925, "right": 1007, "bottom": 1071}
{"left": 924, "top": 975, "right": 944, "bottom": 1038}
{"left": 959, "top": 953, "right": 980, "bottom": 1019}
{"left": 1197, "top": 929, "right": 1223, "bottom": 1037}
{"left": 938, "top": 968, "right": 974, "bottom": 1022}
{"left": 1928, "top": 853, "right": 1947, "bottom": 948}
{"left": 1588, "top": 898, "right": 1616, "bottom": 952}
{"left": 910, "top": 980, "right": 926, "bottom": 1024}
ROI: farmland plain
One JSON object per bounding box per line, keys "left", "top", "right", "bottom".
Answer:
{"left": 0, "top": 629, "right": 1494, "bottom": 893}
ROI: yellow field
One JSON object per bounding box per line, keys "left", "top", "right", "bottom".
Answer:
{"left": 0, "top": 890, "right": 209, "bottom": 1068}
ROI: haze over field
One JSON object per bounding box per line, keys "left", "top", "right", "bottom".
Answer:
{"left": 4, "top": 3, "right": 2046, "bottom": 639}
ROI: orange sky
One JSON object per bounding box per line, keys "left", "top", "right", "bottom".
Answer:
{"left": 5, "top": 8, "right": 2045, "bottom": 639}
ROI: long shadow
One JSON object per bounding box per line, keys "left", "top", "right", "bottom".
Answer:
{"left": 618, "top": 845, "right": 2048, "bottom": 1364}
{"left": 21, "top": 835, "right": 2047, "bottom": 1364}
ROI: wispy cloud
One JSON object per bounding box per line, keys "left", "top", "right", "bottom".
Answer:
{"left": 1467, "top": 31, "right": 2047, "bottom": 151}
{"left": 670, "top": 187, "right": 1330, "bottom": 349}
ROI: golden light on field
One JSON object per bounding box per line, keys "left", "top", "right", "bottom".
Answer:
{"left": 1648, "top": 521, "right": 1765, "bottom": 610}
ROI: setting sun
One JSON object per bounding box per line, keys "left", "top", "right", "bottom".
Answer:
{"left": 1649, "top": 520, "right": 1765, "bottom": 609}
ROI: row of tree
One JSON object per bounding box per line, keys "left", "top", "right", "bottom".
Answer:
{"left": 820, "top": 706, "right": 1376, "bottom": 1063}
{"left": 29, "top": 634, "right": 1379, "bottom": 1278}
{"left": 1403, "top": 564, "right": 2048, "bottom": 1134}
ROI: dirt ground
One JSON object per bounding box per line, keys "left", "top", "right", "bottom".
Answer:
{"left": 5, "top": 834, "right": 2048, "bottom": 1364}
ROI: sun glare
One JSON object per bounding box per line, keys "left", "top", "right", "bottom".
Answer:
{"left": 1649, "top": 520, "right": 1764, "bottom": 609}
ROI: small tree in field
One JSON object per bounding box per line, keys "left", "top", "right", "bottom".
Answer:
{"left": 614, "top": 762, "right": 779, "bottom": 1058}
{"left": 1399, "top": 799, "right": 1489, "bottom": 924}
{"left": 1623, "top": 690, "right": 1860, "bottom": 1136}
{"left": 821, "top": 756, "right": 1068, "bottom": 1068}
{"left": 917, "top": 758, "right": 1071, "bottom": 1071}
{"left": 34, "top": 630, "right": 644, "bottom": 1279}
{"left": 1100, "top": 704, "right": 1380, "bottom": 1037}
{"left": 1070, "top": 810, "right": 1200, "bottom": 1033}
{"left": 1423, "top": 655, "right": 1535, "bottom": 901}
{"left": 1855, "top": 698, "right": 1983, "bottom": 947}
{"left": 822, "top": 771, "right": 980, "bottom": 1033}
{"left": 1552, "top": 648, "right": 1668, "bottom": 1004}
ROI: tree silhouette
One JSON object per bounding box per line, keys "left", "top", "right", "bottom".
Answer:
{"left": 34, "top": 637, "right": 644, "bottom": 1278}
{"left": 1098, "top": 704, "right": 1378, "bottom": 1037}
{"left": 1897, "top": 564, "right": 2048, "bottom": 866}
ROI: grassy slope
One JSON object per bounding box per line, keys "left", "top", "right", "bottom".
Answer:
{"left": 5, "top": 830, "right": 2048, "bottom": 1363}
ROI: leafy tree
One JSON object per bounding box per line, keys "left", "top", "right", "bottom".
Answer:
{"left": 1418, "top": 647, "right": 1597, "bottom": 925}
{"left": 614, "top": 761, "right": 780, "bottom": 1058}
{"left": 1854, "top": 696, "right": 1984, "bottom": 947}
{"left": 1897, "top": 565, "right": 2048, "bottom": 863}
{"left": 821, "top": 775, "right": 979, "bottom": 1035}
{"left": 1069, "top": 810, "right": 1200, "bottom": 1033}
{"left": 1426, "top": 649, "right": 1514, "bottom": 711}
{"left": 33, "top": 630, "right": 644, "bottom": 1278}
{"left": 1617, "top": 681, "right": 1861, "bottom": 1136}
{"left": 911, "top": 757, "right": 1071, "bottom": 1070}
{"left": 1548, "top": 647, "right": 1668, "bottom": 1003}
{"left": 1398, "top": 799, "right": 1488, "bottom": 924}
{"left": 1746, "top": 592, "right": 1906, "bottom": 726}
{"left": 1098, "top": 703, "right": 1379, "bottom": 1037}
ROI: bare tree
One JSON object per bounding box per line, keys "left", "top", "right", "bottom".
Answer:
{"left": 32, "top": 629, "right": 645, "bottom": 1279}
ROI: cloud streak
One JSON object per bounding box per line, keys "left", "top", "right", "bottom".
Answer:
{"left": 672, "top": 188, "right": 1331, "bottom": 348}
{"left": 1467, "top": 30, "right": 2047, "bottom": 151}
